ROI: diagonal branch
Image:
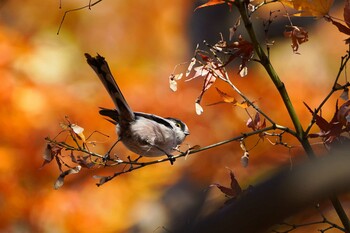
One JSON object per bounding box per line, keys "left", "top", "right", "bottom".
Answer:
{"left": 188, "top": 152, "right": 350, "bottom": 233}
{"left": 45, "top": 124, "right": 295, "bottom": 186}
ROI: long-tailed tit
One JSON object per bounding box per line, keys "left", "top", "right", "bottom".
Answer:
{"left": 85, "top": 53, "right": 189, "bottom": 164}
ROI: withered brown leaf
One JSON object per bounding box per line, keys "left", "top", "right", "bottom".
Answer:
{"left": 284, "top": 26, "right": 309, "bottom": 53}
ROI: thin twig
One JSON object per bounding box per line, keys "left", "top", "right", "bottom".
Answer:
{"left": 45, "top": 122, "right": 296, "bottom": 186}
{"left": 57, "top": 0, "right": 103, "bottom": 35}
{"left": 199, "top": 41, "right": 277, "bottom": 126}
{"left": 305, "top": 52, "right": 350, "bottom": 135}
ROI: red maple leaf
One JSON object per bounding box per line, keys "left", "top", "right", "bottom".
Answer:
{"left": 210, "top": 169, "right": 242, "bottom": 198}
{"left": 305, "top": 101, "right": 350, "bottom": 149}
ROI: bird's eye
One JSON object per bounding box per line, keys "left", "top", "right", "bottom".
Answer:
{"left": 176, "top": 123, "right": 181, "bottom": 128}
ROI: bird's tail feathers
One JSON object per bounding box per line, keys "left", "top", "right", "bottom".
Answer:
{"left": 85, "top": 53, "right": 135, "bottom": 122}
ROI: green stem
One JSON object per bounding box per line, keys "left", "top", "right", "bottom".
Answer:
{"left": 235, "top": 0, "right": 350, "bottom": 231}
{"left": 330, "top": 196, "right": 350, "bottom": 233}
{"left": 236, "top": 2, "right": 307, "bottom": 146}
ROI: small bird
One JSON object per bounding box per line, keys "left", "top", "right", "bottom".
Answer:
{"left": 85, "top": 53, "right": 190, "bottom": 164}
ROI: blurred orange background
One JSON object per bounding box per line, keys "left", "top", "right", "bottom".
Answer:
{"left": 0, "top": 0, "right": 349, "bottom": 232}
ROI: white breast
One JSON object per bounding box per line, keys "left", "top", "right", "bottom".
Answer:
{"left": 117, "top": 117, "right": 177, "bottom": 157}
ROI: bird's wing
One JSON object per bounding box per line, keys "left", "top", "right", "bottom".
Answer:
{"left": 99, "top": 108, "right": 174, "bottom": 130}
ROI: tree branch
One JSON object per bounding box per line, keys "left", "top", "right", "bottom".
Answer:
{"left": 234, "top": 0, "right": 350, "bottom": 230}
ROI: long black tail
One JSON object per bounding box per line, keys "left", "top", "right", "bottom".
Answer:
{"left": 85, "top": 53, "right": 135, "bottom": 123}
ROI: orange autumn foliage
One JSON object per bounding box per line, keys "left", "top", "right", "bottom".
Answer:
{"left": 0, "top": 0, "right": 349, "bottom": 232}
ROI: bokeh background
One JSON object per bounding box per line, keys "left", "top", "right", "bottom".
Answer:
{"left": 0, "top": 0, "right": 349, "bottom": 232}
